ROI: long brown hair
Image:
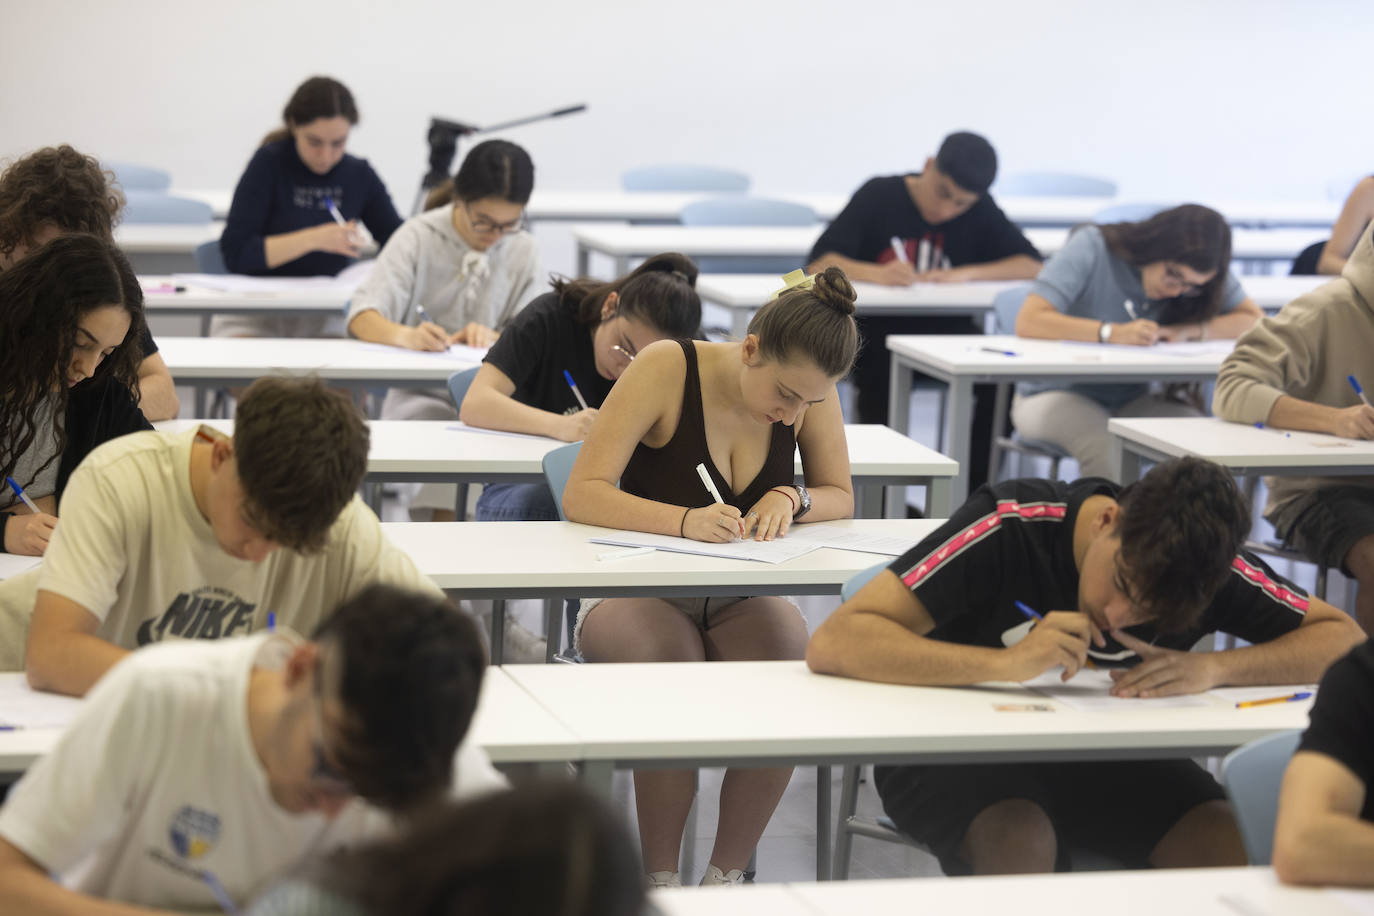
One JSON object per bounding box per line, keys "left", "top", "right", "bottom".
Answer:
{"left": 551, "top": 252, "right": 701, "bottom": 337}
{"left": 1099, "top": 203, "right": 1232, "bottom": 323}
{"left": 261, "top": 76, "right": 359, "bottom": 147}
{"left": 0, "top": 145, "right": 123, "bottom": 261}
{"left": 748, "top": 266, "right": 861, "bottom": 378}
{"left": 0, "top": 234, "right": 145, "bottom": 488}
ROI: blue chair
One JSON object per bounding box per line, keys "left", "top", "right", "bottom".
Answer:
{"left": 1092, "top": 202, "right": 1178, "bottom": 224}
{"left": 841, "top": 561, "right": 889, "bottom": 601}
{"left": 107, "top": 161, "right": 172, "bottom": 192}
{"left": 541, "top": 442, "right": 585, "bottom": 661}
{"left": 1221, "top": 729, "right": 1303, "bottom": 865}
{"left": 444, "top": 367, "right": 484, "bottom": 520}
{"left": 994, "top": 172, "right": 1118, "bottom": 198}
{"left": 542, "top": 441, "right": 582, "bottom": 523}
{"left": 122, "top": 192, "right": 213, "bottom": 224}
{"left": 621, "top": 165, "right": 750, "bottom": 193}
{"left": 985, "top": 285, "right": 1071, "bottom": 481}
{"left": 679, "top": 196, "right": 818, "bottom": 276}
{"left": 193, "top": 240, "right": 227, "bottom": 274}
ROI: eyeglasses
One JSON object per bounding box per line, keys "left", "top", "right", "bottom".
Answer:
{"left": 610, "top": 317, "right": 639, "bottom": 363}
{"left": 1162, "top": 263, "right": 1206, "bottom": 298}
{"left": 464, "top": 202, "right": 526, "bottom": 236}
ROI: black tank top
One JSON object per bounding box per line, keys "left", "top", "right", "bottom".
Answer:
{"left": 620, "top": 340, "right": 796, "bottom": 511}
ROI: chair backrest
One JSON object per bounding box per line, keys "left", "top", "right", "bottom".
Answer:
{"left": 541, "top": 442, "right": 583, "bottom": 522}
{"left": 680, "top": 196, "right": 818, "bottom": 227}
{"left": 841, "top": 561, "right": 890, "bottom": 601}
{"left": 621, "top": 165, "right": 750, "bottom": 193}
{"left": 991, "top": 284, "right": 1034, "bottom": 335}
{"left": 122, "top": 192, "right": 213, "bottom": 224}
{"left": 193, "top": 240, "right": 227, "bottom": 274}
{"left": 107, "top": 161, "right": 172, "bottom": 192}
{"left": 995, "top": 172, "right": 1118, "bottom": 198}
{"left": 1220, "top": 728, "right": 1303, "bottom": 865}
{"left": 447, "top": 366, "right": 481, "bottom": 412}
{"left": 1092, "top": 201, "right": 1177, "bottom": 225}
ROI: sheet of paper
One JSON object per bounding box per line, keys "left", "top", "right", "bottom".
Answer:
{"left": 0, "top": 553, "right": 40, "bottom": 580}
{"left": 1055, "top": 339, "right": 1236, "bottom": 357}
{"left": 1021, "top": 668, "right": 1212, "bottom": 711}
{"left": 0, "top": 673, "right": 82, "bottom": 728}
{"left": 444, "top": 423, "right": 559, "bottom": 442}
{"left": 792, "top": 524, "right": 913, "bottom": 557}
{"left": 356, "top": 342, "right": 488, "bottom": 362}
{"left": 168, "top": 260, "right": 376, "bottom": 294}
{"left": 588, "top": 529, "right": 823, "bottom": 564}
{"left": 1327, "top": 889, "right": 1374, "bottom": 916}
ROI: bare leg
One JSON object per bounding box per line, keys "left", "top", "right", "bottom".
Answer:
{"left": 699, "top": 597, "right": 810, "bottom": 871}
{"left": 1343, "top": 534, "right": 1374, "bottom": 635}
{"left": 580, "top": 598, "right": 706, "bottom": 872}
{"left": 1149, "top": 799, "right": 1246, "bottom": 868}
{"left": 958, "top": 798, "right": 1058, "bottom": 874}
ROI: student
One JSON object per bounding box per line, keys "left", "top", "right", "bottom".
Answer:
{"left": 0, "top": 235, "right": 150, "bottom": 558}
{"left": 459, "top": 252, "right": 702, "bottom": 521}
{"left": 806, "top": 131, "right": 1041, "bottom": 493}
{"left": 245, "top": 783, "right": 644, "bottom": 916}
{"left": 0, "top": 584, "right": 505, "bottom": 915}
{"left": 0, "top": 144, "right": 179, "bottom": 420}
{"left": 807, "top": 457, "right": 1363, "bottom": 876}
{"left": 348, "top": 139, "right": 540, "bottom": 521}
{"left": 1273, "top": 639, "right": 1374, "bottom": 887}
{"left": 562, "top": 267, "right": 860, "bottom": 887}
{"left": 216, "top": 76, "right": 404, "bottom": 338}
{"left": 0, "top": 376, "right": 436, "bottom": 694}
{"left": 1012, "top": 204, "right": 1262, "bottom": 479}
{"left": 1293, "top": 176, "right": 1374, "bottom": 276}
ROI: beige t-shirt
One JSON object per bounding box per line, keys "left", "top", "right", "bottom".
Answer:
{"left": 1, "top": 426, "right": 439, "bottom": 652}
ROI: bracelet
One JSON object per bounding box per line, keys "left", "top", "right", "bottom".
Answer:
{"left": 769, "top": 486, "right": 798, "bottom": 512}
{"left": 680, "top": 507, "right": 690, "bottom": 537}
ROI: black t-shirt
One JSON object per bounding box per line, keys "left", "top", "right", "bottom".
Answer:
{"left": 808, "top": 174, "right": 1042, "bottom": 267}
{"left": 888, "top": 477, "right": 1312, "bottom": 666}
{"left": 1298, "top": 639, "right": 1374, "bottom": 821}
{"left": 138, "top": 325, "right": 158, "bottom": 357}
{"left": 482, "top": 291, "right": 614, "bottom": 413}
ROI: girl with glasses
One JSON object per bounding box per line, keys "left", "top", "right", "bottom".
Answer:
{"left": 1010, "top": 203, "right": 1263, "bottom": 479}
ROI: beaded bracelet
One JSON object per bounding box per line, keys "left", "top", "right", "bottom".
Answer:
{"left": 679, "top": 507, "right": 690, "bottom": 537}
{"left": 769, "top": 486, "right": 798, "bottom": 513}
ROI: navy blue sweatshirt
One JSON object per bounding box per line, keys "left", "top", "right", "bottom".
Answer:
{"left": 219, "top": 139, "right": 403, "bottom": 276}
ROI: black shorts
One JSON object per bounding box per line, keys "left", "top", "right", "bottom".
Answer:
{"left": 873, "top": 759, "right": 1226, "bottom": 874}
{"left": 1272, "top": 485, "right": 1374, "bottom": 574}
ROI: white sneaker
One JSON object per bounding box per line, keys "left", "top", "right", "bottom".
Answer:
{"left": 646, "top": 870, "right": 682, "bottom": 889}
{"left": 501, "top": 618, "right": 547, "bottom": 664}
{"left": 699, "top": 864, "right": 745, "bottom": 886}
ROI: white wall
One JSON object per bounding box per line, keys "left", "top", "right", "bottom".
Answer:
{"left": 2, "top": 0, "right": 1370, "bottom": 204}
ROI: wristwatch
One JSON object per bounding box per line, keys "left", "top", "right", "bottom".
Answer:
{"left": 1098, "top": 322, "right": 1113, "bottom": 343}
{"left": 792, "top": 485, "right": 812, "bottom": 520}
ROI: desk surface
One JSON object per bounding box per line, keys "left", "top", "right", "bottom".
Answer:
{"left": 141, "top": 276, "right": 351, "bottom": 314}
{"left": 382, "top": 518, "right": 939, "bottom": 597}
{"left": 157, "top": 337, "right": 482, "bottom": 384}
{"left": 887, "top": 334, "right": 1232, "bottom": 380}
{"left": 1110, "top": 416, "right": 1374, "bottom": 472}
{"left": 114, "top": 222, "right": 223, "bottom": 253}
{"left": 504, "top": 660, "right": 1310, "bottom": 767}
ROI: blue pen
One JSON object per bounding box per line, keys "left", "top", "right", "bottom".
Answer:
{"left": 200, "top": 869, "right": 240, "bottom": 915}
{"left": 4, "top": 476, "right": 39, "bottom": 514}
{"left": 1014, "top": 600, "right": 1043, "bottom": 621}
{"left": 266, "top": 612, "right": 275, "bottom": 631}
{"left": 980, "top": 346, "right": 1019, "bottom": 357}
{"left": 1350, "top": 374, "right": 1372, "bottom": 408}
{"left": 323, "top": 195, "right": 347, "bottom": 228}
{"left": 562, "top": 370, "right": 590, "bottom": 410}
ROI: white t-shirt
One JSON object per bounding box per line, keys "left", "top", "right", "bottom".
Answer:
{"left": 0, "top": 633, "right": 505, "bottom": 910}
{"left": 0, "top": 426, "right": 439, "bottom": 652}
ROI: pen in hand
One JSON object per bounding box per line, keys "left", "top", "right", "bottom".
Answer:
{"left": 694, "top": 462, "right": 741, "bottom": 540}
{"left": 563, "top": 370, "right": 590, "bottom": 410}
{"left": 5, "top": 476, "right": 40, "bottom": 514}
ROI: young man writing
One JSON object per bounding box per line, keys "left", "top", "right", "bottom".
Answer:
{"left": 2, "top": 376, "right": 436, "bottom": 696}
{"left": 807, "top": 131, "right": 1041, "bottom": 491}
{"left": 1214, "top": 219, "right": 1374, "bottom": 634}
{"left": 808, "top": 457, "right": 1363, "bottom": 874}
{"left": 0, "top": 583, "right": 505, "bottom": 915}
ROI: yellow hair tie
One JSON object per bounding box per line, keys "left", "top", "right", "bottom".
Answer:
{"left": 770, "top": 269, "right": 815, "bottom": 301}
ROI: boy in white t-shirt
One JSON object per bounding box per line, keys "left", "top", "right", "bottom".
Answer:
{"left": 0, "top": 583, "right": 505, "bottom": 915}
{"left": 3, "top": 376, "right": 438, "bottom": 697}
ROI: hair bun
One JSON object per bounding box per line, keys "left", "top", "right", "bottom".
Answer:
{"left": 811, "top": 266, "right": 857, "bottom": 315}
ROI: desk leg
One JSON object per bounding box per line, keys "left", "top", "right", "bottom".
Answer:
{"left": 576, "top": 243, "right": 590, "bottom": 276}
{"left": 857, "top": 485, "right": 882, "bottom": 519}
{"left": 945, "top": 378, "right": 973, "bottom": 506}
{"left": 926, "top": 477, "right": 953, "bottom": 519}
{"left": 614, "top": 255, "right": 630, "bottom": 277}
{"left": 199, "top": 315, "right": 211, "bottom": 337}
{"left": 194, "top": 385, "right": 208, "bottom": 419}
{"left": 578, "top": 760, "right": 614, "bottom": 797}
{"left": 731, "top": 307, "right": 752, "bottom": 341}
{"left": 815, "top": 764, "right": 833, "bottom": 881}
{"left": 887, "top": 358, "right": 914, "bottom": 437}
{"left": 1114, "top": 438, "right": 1146, "bottom": 484}
{"left": 366, "top": 481, "right": 384, "bottom": 516}
{"left": 490, "top": 600, "right": 506, "bottom": 665}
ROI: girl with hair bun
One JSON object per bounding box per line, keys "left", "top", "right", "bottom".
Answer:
{"left": 460, "top": 252, "right": 703, "bottom": 521}
{"left": 561, "top": 265, "right": 860, "bottom": 888}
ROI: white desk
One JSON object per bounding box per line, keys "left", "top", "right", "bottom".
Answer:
{"left": 114, "top": 222, "right": 224, "bottom": 273}
{"left": 141, "top": 276, "right": 351, "bottom": 336}
{"left": 158, "top": 420, "right": 958, "bottom": 520}
{"left": 1110, "top": 416, "right": 1374, "bottom": 484}
{"left": 650, "top": 884, "right": 816, "bottom": 915}
{"left": 886, "top": 334, "right": 1234, "bottom": 504}
{"left": 507, "top": 660, "right": 1312, "bottom": 880}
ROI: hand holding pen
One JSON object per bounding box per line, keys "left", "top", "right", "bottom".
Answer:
{"left": 3, "top": 476, "right": 57, "bottom": 556}
{"left": 317, "top": 196, "right": 362, "bottom": 256}
{"left": 682, "top": 462, "right": 743, "bottom": 542}
{"left": 401, "top": 304, "right": 451, "bottom": 352}
{"left": 1005, "top": 600, "right": 1105, "bottom": 682}
{"left": 1330, "top": 374, "right": 1374, "bottom": 439}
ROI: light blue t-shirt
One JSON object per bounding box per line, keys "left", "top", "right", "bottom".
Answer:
{"left": 1019, "top": 226, "right": 1247, "bottom": 408}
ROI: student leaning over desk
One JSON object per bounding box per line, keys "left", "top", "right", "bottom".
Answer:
{"left": 1011, "top": 204, "right": 1262, "bottom": 479}
{"left": 0, "top": 376, "right": 442, "bottom": 697}
{"left": 0, "top": 235, "right": 151, "bottom": 557}
{"left": 347, "top": 139, "right": 541, "bottom": 522}
{"left": 808, "top": 457, "right": 1363, "bottom": 876}
{"left": 459, "top": 252, "right": 703, "bottom": 521}
{"left": 0, "top": 584, "right": 505, "bottom": 916}
{"left": 562, "top": 267, "right": 858, "bottom": 888}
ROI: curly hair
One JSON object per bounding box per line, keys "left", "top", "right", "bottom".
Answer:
{"left": 0, "top": 233, "right": 145, "bottom": 488}
{"left": 0, "top": 146, "right": 124, "bottom": 261}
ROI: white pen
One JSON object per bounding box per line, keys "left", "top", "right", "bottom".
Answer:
{"left": 889, "top": 236, "right": 909, "bottom": 264}
{"left": 597, "top": 546, "right": 656, "bottom": 562}
{"left": 695, "top": 462, "right": 725, "bottom": 504}
{"left": 1123, "top": 298, "right": 1139, "bottom": 320}
{"left": 323, "top": 195, "right": 347, "bottom": 227}
{"left": 916, "top": 238, "right": 932, "bottom": 273}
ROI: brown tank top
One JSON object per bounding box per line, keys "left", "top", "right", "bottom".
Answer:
{"left": 620, "top": 339, "right": 796, "bottom": 511}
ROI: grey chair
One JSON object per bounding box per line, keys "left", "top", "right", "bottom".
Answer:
{"left": 994, "top": 172, "right": 1117, "bottom": 198}
{"left": 193, "top": 240, "right": 227, "bottom": 274}
{"left": 121, "top": 192, "right": 213, "bottom": 224}
{"left": 1221, "top": 729, "right": 1304, "bottom": 865}
{"left": 1092, "top": 202, "right": 1178, "bottom": 224}
{"left": 679, "top": 196, "right": 818, "bottom": 276}
{"left": 107, "top": 161, "right": 172, "bottom": 192}
{"left": 442, "top": 368, "right": 483, "bottom": 520}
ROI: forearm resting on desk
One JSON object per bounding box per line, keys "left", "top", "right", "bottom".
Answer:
{"left": 1267, "top": 394, "right": 1374, "bottom": 439}
{"left": 25, "top": 596, "right": 129, "bottom": 697}
{"left": 0, "top": 839, "right": 166, "bottom": 916}
{"left": 1210, "top": 602, "right": 1365, "bottom": 687}
{"left": 346, "top": 308, "right": 409, "bottom": 347}
{"left": 460, "top": 379, "right": 582, "bottom": 441}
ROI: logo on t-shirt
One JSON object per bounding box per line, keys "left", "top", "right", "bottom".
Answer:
{"left": 135, "top": 586, "right": 257, "bottom": 646}
{"left": 169, "top": 805, "right": 222, "bottom": 860}
{"left": 293, "top": 185, "right": 344, "bottom": 211}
